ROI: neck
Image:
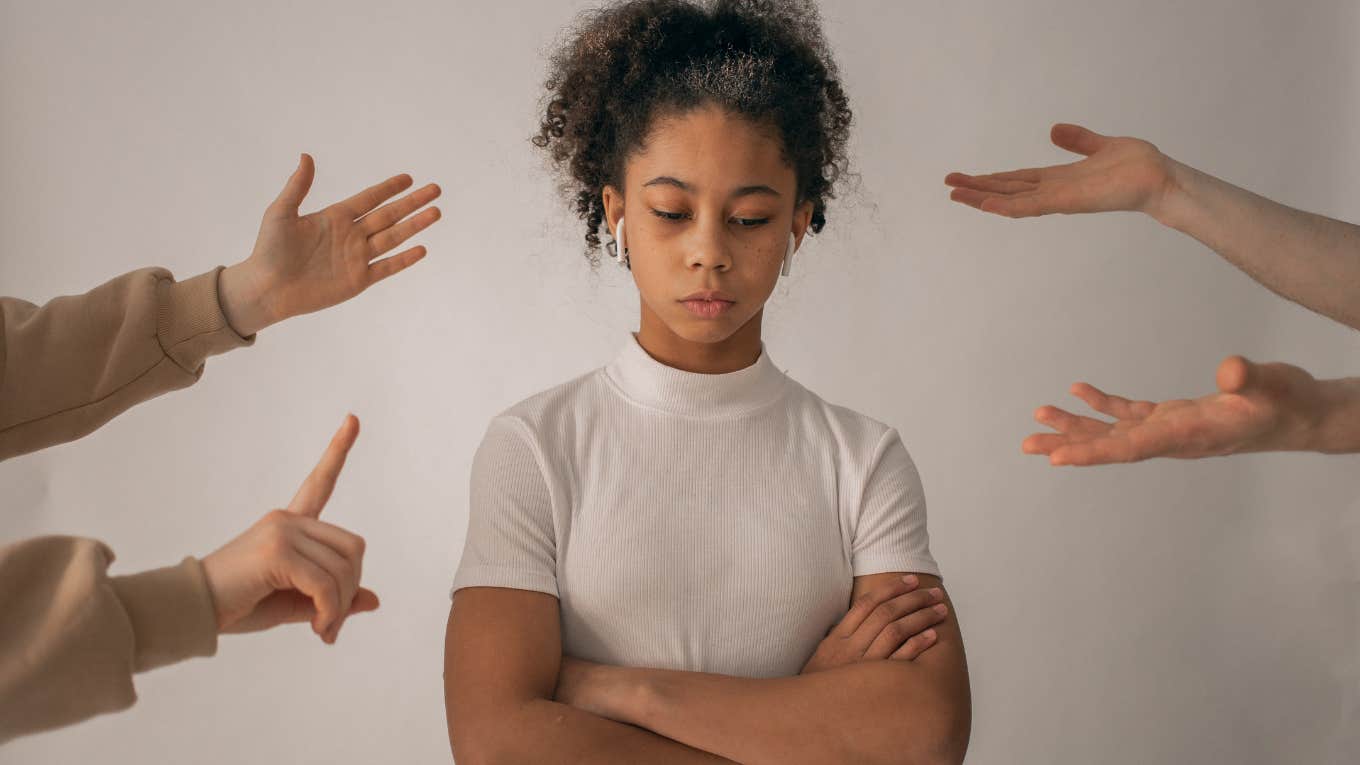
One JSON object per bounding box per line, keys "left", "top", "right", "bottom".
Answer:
{"left": 636, "top": 305, "right": 764, "bottom": 374}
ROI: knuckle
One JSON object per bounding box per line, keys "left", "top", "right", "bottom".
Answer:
{"left": 887, "top": 621, "right": 912, "bottom": 641}
{"left": 869, "top": 602, "right": 896, "bottom": 623}
{"left": 853, "top": 592, "right": 878, "bottom": 609}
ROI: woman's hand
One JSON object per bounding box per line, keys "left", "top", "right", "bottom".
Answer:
{"left": 219, "top": 154, "right": 442, "bottom": 336}
{"left": 944, "top": 123, "right": 1177, "bottom": 220}
{"left": 1025, "top": 355, "right": 1324, "bottom": 466}
{"left": 201, "top": 414, "right": 378, "bottom": 643}
{"left": 800, "top": 574, "right": 947, "bottom": 674}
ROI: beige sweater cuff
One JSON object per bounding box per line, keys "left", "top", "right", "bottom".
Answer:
{"left": 156, "top": 266, "right": 255, "bottom": 373}
{"left": 109, "top": 557, "right": 219, "bottom": 672}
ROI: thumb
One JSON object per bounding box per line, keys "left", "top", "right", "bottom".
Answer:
{"left": 1216, "top": 354, "right": 1256, "bottom": 394}
{"left": 1050, "top": 123, "right": 1109, "bottom": 157}
{"left": 270, "top": 153, "right": 316, "bottom": 217}
{"left": 348, "top": 587, "right": 381, "bottom": 615}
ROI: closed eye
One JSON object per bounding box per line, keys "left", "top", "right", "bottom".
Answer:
{"left": 651, "top": 209, "right": 687, "bottom": 222}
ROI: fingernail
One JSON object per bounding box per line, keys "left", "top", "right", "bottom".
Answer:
{"left": 901, "top": 575, "right": 918, "bottom": 586}
{"left": 933, "top": 603, "right": 948, "bottom": 615}
{"left": 922, "top": 629, "right": 937, "bottom": 641}
{"left": 929, "top": 588, "right": 943, "bottom": 600}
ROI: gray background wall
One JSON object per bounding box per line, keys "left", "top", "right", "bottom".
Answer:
{"left": 2, "top": 1, "right": 1357, "bottom": 762}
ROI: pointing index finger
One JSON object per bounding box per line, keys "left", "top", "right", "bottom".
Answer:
{"left": 289, "top": 414, "right": 360, "bottom": 518}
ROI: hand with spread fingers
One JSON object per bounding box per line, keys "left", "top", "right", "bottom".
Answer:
{"left": 202, "top": 414, "right": 378, "bottom": 643}
{"left": 1021, "top": 355, "right": 1342, "bottom": 466}
{"left": 219, "top": 154, "right": 443, "bottom": 336}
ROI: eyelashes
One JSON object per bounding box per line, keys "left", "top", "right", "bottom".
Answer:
{"left": 650, "top": 209, "right": 771, "bottom": 227}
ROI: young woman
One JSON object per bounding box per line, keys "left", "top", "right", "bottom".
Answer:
{"left": 444, "top": 2, "right": 970, "bottom": 763}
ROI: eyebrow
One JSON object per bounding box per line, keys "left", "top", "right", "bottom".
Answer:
{"left": 642, "top": 175, "right": 782, "bottom": 198}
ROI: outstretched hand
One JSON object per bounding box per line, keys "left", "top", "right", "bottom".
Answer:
{"left": 220, "top": 154, "right": 442, "bottom": 335}
{"left": 202, "top": 414, "right": 378, "bottom": 643}
{"left": 944, "top": 123, "right": 1175, "bottom": 220}
{"left": 1024, "top": 356, "right": 1323, "bottom": 466}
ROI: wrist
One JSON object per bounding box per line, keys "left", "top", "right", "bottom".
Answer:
{"left": 218, "top": 261, "right": 276, "bottom": 336}
{"left": 1301, "top": 378, "right": 1360, "bottom": 454}
{"left": 1144, "top": 155, "right": 1196, "bottom": 230}
{"left": 576, "top": 662, "right": 655, "bottom": 726}
{"left": 197, "top": 550, "right": 230, "bottom": 632}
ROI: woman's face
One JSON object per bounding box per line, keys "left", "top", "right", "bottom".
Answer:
{"left": 603, "top": 104, "right": 813, "bottom": 348}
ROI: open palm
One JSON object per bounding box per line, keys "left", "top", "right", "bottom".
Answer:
{"left": 1025, "top": 356, "right": 1319, "bottom": 466}
{"left": 231, "top": 154, "right": 442, "bottom": 332}
{"left": 944, "top": 123, "right": 1174, "bottom": 219}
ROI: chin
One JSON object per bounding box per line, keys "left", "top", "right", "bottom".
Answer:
{"left": 666, "top": 315, "right": 745, "bottom": 345}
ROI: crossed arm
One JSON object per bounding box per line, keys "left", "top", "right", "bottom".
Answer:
{"left": 444, "top": 572, "right": 970, "bottom": 765}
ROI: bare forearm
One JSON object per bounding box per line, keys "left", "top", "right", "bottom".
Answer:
{"left": 1153, "top": 159, "right": 1360, "bottom": 330}
{"left": 450, "top": 698, "right": 733, "bottom": 765}
{"left": 585, "top": 661, "right": 969, "bottom": 765}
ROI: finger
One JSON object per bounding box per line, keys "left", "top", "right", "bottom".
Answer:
{"left": 976, "top": 190, "right": 1062, "bottom": 219}
{"left": 367, "top": 206, "right": 442, "bottom": 257}
{"left": 948, "top": 187, "right": 995, "bottom": 211}
{"left": 863, "top": 602, "right": 949, "bottom": 660}
{"left": 296, "top": 516, "right": 367, "bottom": 636}
{"left": 850, "top": 587, "right": 945, "bottom": 652}
{"left": 1050, "top": 435, "right": 1148, "bottom": 466}
{"left": 1216, "top": 354, "right": 1255, "bottom": 394}
{"left": 1070, "top": 382, "right": 1156, "bottom": 420}
{"left": 289, "top": 414, "right": 361, "bottom": 518}
{"left": 336, "top": 173, "right": 415, "bottom": 219}
{"left": 367, "top": 246, "right": 428, "bottom": 286}
{"left": 942, "top": 174, "right": 1037, "bottom": 195}
{"left": 278, "top": 550, "right": 342, "bottom": 639}
{"left": 890, "top": 628, "right": 938, "bottom": 660}
{"left": 296, "top": 516, "right": 367, "bottom": 577}
{"left": 1022, "top": 432, "right": 1072, "bottom": 456}
{"left": 240, "top": 586, "right": 378, "bottom": 632}
{"left": 944, "top": 168, "right": 1045, "bottom": 186}
{"left": 831, "top": 575, "right": 920, "bottom": 638}
{"left": 270, "top": 153, "right": 316, "bottom": 218}
{"left": 292, "top": 533, "right": 358, "bottom": 641}
{"left": 1034, "top": 405, "right": 1110, "bottom": 437}
{"left": 1050, "top": 123, "right": 1109, "bottom": 156}
{"left": 358, "top": 183, "right": 442, "bottom": 236}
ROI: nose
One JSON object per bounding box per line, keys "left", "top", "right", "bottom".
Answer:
{"left": 684, "top": 217, "right": 734, "bottom": 273}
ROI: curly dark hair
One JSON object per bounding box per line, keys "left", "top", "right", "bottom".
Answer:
{"left": 533, "top": 0, "right": 853, "bottom": 263}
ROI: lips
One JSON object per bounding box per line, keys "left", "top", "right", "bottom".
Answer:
{"left": 681, "top": 298, "right": 734, "bottom": 319}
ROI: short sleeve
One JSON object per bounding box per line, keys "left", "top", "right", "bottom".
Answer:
{"left": 451, "top": 416, "right": 559, "bottom": 598}
{"left": 850, "top": 428, "right": 941, "bottom": 579}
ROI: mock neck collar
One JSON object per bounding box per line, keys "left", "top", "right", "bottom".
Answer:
{"left": 603, "top": 334, "right": 789, "bottom": 418}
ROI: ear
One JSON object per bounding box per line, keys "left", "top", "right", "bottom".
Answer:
{"left": 602, "top": 184, "right": 626, "bottom": 238}
{"left": 791, "top": 199, "right": 815, "bottom": 251}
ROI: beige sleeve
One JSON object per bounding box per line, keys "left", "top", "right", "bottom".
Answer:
{"left": 0, "top": 535, "right": 219, "bottom": 743}
{"left": 0, "top": 266, "right": 254, "bottom": 460}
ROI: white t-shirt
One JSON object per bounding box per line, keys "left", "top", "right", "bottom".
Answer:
{"left": 452, "top": 335, "right": 940, "bottom": 679}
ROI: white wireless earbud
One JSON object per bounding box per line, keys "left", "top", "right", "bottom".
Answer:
{"left": 780, "top": 232, "right": 797, "bottom": 277}
{"left": 613, "top": 216, "right": 629, "bottom": 269}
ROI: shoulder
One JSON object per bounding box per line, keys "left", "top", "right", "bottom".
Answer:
{"left": 784, "top": 377, "right": 903, "bottom": 455}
